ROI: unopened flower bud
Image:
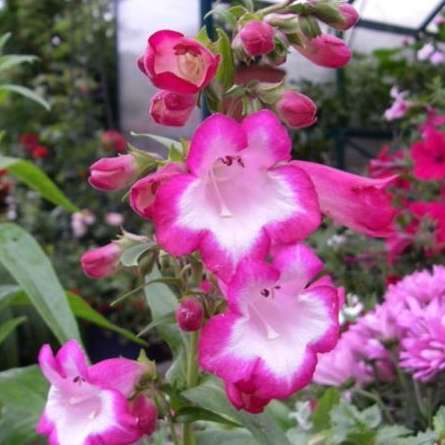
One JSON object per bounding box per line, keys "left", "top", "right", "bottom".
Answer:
{"left": 275, "top": 90, "right": 317, "bottom": 129}
{"left": 131, "top": 395, "right": 157, "bottom": 436}
{"left": 81, "top": 242, "right": 122, "bottom": 279}
{"left": 336, "top": 4, "right": 359, "bottom": 31}
{"left": 176, "top": 297, "right": 204, "bottom": 331}
{"left": 150, "top": 91, "right": 197, "bottom": 127}
{"left": 295, "top": 34, "right": 351, "bottom": 68}
{"left": 89, "top": 154, "right": 138, "bottom": 191}
{"left": 238, "top": 20, "right": 275, "bottom": 56}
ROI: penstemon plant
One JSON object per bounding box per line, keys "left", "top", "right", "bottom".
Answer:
{"left": 35, "top": 2, "right": 401, "bottom": 444}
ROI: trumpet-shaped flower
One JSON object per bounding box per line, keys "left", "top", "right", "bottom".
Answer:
{"left": 145, "top": 110, "right": 321, "bottom": 281}
{"left": 37, "top": 340, "right": 156, "bottom": 445}
{"left": 292, "top": 160, "right": 396, "bottom": 237}
{"left": 199, "top": 244, "right": 340, "bottom": 411}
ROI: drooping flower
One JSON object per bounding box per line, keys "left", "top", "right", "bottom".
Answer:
{"left": 294, "top": 34, "right": 352, "bottom": 69}
{"left": 411, "top": 127, "right": 445, "bottom": 180}
{"left": 199, "top": 244, "right": 340, "bottom": 412}
{"left": 140, "top": 110, "right": 321, "bottom": 281}
{"left": 238, "top": 20, "right": 275, "bottom": 56}
{"left": 274, "top": 90, "right": 317, "bottom": 129}
{"left": 81, "top": 242, "right": 122, "bottom": 279}
{"left": 89, "top": 154, "right": 138, "bottom": 191}
{"left": 138, "top": 30, "right": 220, "bottom": 95}
{"left": 292, "top": 160, "right": 396, "bottom": 237}
{"left": 149, "top": 90, "right": 197, "bottom": 127}
{"left": 384, "top": 87, "right": 411, "bottom": 121}
{"left": 37, "top": 340, "right": 157, "bottom": 445}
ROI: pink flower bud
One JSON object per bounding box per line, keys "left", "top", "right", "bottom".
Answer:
{"left": 150, "top": 91, "right": 196, "bottom": 127}
{"left": 80, "top": 243, "right": 121, "bottom": 279}
{"left": 138, "top": 30, "right": 220, "bottom": 95}
{"left": 295, "top": 34, "right": 351, "bottom": 68}
{"left": 131, "top": 395, "right": 157, "bottom": 437}
{"left": 275, "top": 90, "right": 317, "bottom": 129}
{"left": 336, "top": 4, "right": 359, "bottom": 31}
{"left": 239, "top": 20, "right": 275, "bottom": 56}
{"left": 176, "top": 297, "right": 203, "bottom": 331}
{"left": 89, "top": 154, "right": 137, "bottom": 191}
{"left": 101, "top": 130, "right": 127, "bottom": 153}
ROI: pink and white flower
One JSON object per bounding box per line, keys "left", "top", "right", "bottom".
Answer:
{"left": 144, "top": 110, "right": 321, "bottom": 281}
{"left": 138, "top": 30, "right": 220, "bottom": 95}
{"left": 36, "top": 340, "right": 157, "bottom": 445}
{"left": 199, "top": 244, "right": 340, "bottom": 411}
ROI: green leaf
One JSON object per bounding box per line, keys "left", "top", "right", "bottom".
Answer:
{"left": 434, "top": 406, "right": 445, "bottom": 439}
{"left": 376, "top": 425, "right": 411, "bottom": 444}
{"left": 175, "top": 406, "right": 242, "bottom": 427}
{"left": 0, "top": 365, "right": 48, "bottom": 445}
{"left": 196, "top": 26, "right": 212, "bottom": 46}
{"left": 0, "top": 223, "right": 81, "bottom": 344}
{"left": 130, "top": 131, "right": 183, "bottom": 153}
{"left": 0, "top": 33, "right": 11, "bottom": 52}
{"left": 120, "top": 242, "right": 154, "bottom": 267}
{"left": 0, "top": 155, "right": 77, "bottom": 212}
{"left": 241, "top": 0, "right": 254, "bottom": 12}
{"left": 312, "top": 388, "right": 340, "bottom": 432}
{"left": 67, "top": 293, "right": 147, "bottom": 346}
{"left": 137, "top": 311, "right": 175, "bottom": 337}
{"left": 0, "top": 54, "right": 37, "bottom": 72}
{"left": 0, "top": 84, "right": 50, "bottom": 110}
{"left": 183, "top": 378, "right": 291, "bottom": 445}
{"left": 0, "top": 284, "right": 20, "bottom": 311}
{"left": 0, "top": 316, "right": 26, "bottom": 345}
{"left": 197, "top": 431, "right": 256, "bottom": 445}
{"left": 214, "top": 28, "right": 235, "bottom": 90}
{"left": 393, "top": 431, "right": 438, "bottom": 445}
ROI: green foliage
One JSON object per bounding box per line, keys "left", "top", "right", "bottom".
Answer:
{"left": 0, "top": 223, "right": 81, "bottom": 344}
{"left": 0, "top": 365, "right": 47, "bottom": 445}
{"left": 0, "top": 155, "right": 77, "bottom": 212}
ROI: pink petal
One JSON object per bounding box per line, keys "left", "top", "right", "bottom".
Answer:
{"left": 294, "top": 160, "right": 396, "bottom": 237}
{"left": 55, "top": 340, "right": 89, "bottom": 380}
{"left": 241, "top": 110, "right": 292, "bottom": 168}
{"left": 186, "top": 114, "right": 247, "bottom": 176}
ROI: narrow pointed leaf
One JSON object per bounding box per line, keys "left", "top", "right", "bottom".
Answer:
{"left": 0, "top": 316, "right": 27, "bottom": 345}
{"left": 0, "top": 156, "right": 77, "bottom": 212}
{"left": 0, "top": 84, "right": 50, "bottom": 110}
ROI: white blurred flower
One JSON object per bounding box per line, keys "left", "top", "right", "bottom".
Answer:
{"left": 417, "top": 42, "right": 434, "bottom": 61}
{"left": 105, "top": 212, "right": 124, "bottom": 227}
{"left": 71, "top": 209, "right": 95, "bottom": 238}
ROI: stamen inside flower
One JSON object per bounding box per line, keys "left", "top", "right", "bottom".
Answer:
{"left": 174, "top": 44, "right": 205, "bottom": 85}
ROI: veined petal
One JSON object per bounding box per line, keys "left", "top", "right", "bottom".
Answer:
{"left": 186, "top": 114, "right": 247, "bottom": 177}
{"left": 55, "top": 340, "right": 89, "bottom": 381}
{"left": 38, "top": 385, "right": 141, "bottom": 445}
{"left": 294, "top": 160, "right": 396, "bottom": 237}
{"left": 271, "top": 243, "right": 324, "bottom": 293}
{"left": 199, "top": 259, "right": 339, "bottom": 401}
{"left": 241, "top": 110, "right": 292, "bottom": 168}
{"left": 153, "top": 163, "right": 319, "bottom": 281}
{"left": 89, "top": 359, "right": 145, "bottom": 398}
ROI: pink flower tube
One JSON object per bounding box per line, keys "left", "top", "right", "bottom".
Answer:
{"left": 80, "top": 242, "right": 122, "bottom": 279}
{"left": 295, "top": 34, "right": 352, "bottom": 68}
{"left": 150, "top": 90, "right": 197, "bottom": 127}
{"left": 36, "top": 340, "right": 157, "bottom": 445}
{"left": 89, "top": 154, "right": 137, "bottom": 191}
{"left": 336, "top": 4, "right": 360, "bottom": 31}
{"left": 275, "top": 90, "right": 317, "bottom": 129}
{"left": 292, "top": 160, "right": 396, "bottom": 237}
{"left": 238, "top": 20, "right": 275, "bottom": 56}
{"left": 138, "top": 30, "right": 220, "bottom": 95}
{"left": 199, "top": 244, "right": 340, "bottom": 412}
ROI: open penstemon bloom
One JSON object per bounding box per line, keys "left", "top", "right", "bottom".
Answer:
{"left": 199, "top": 244, "right": 340, "bottom": 412}
{"left": 37, "top": 340, "right": 157, "bottom": 445}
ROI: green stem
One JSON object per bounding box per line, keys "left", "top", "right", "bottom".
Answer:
{"left": 183, "top": 331, "right": 200, "bottom": 445}
{"left": 258, "top": 0, "right": 294, "bottom": 17}
{"left": 355, "top": 388, "right": 395, "bottom": 424}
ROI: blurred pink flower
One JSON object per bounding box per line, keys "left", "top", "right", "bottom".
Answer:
{"left": 417, "top": 43, "right": 435, "bottom": 61}
{"left": 384, "top": 87, "right": 411, "bottom": 121}
{"left": 105, "top": 212, "right": 124, "bottom": 227}
{"left": 71, "top": 210, "right": 96, "bottom": 238}
{"left": 412, "top": 127, "right": 445, "bottom": 180}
